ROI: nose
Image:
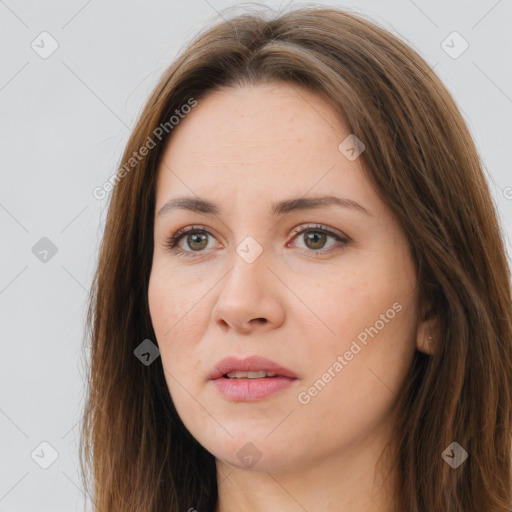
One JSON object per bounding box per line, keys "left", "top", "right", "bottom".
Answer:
{"left": 210, "top": 251, "right": 286, "bottom": 335}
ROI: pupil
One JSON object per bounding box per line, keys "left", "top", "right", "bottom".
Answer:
{"left": 305, "top": 232, "right": 326, "bottom": 249}
{"left": 188, "top": 233, "right": 207, "bottom": 251}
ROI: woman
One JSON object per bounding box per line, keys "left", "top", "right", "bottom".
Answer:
{"left": 80, "top": 5, "right": 512, "bottom": 511}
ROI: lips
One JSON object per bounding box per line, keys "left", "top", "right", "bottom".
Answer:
{"left": 208, "top": 355, "right": 299, "bottom": 401}
{"left": 208, "top": 355, "right": 298, "bottom": 380}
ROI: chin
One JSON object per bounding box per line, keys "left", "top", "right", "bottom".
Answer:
{"left": 205, "top": 435, "right": 302, "bottom": 473}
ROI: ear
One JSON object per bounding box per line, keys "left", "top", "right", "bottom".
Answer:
{"left": 416, "top": 302, "right": 438, "bottom": 355}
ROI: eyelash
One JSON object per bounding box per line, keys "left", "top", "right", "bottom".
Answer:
{"left": 162, "top": 223, "right": 349, "bottom": 258}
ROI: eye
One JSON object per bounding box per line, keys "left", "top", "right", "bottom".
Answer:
{"left": 162, "top": 225, "right": 217, "bottom": 257}
{"left": 162, "top": 223, "right": 349, "bottom": 257}
{"left": 288, "top": 224, "right": 349, "bottom": 255}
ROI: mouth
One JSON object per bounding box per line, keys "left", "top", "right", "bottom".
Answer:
{"left": 223, "top": 370, "right": 281, "bottom": 379}
{"left": 209, "top": 355, "right": 298, "bottom": 402}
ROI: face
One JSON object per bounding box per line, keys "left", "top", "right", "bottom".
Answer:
{"left": 148, "top": 82, "right": 425, "bottom": 473}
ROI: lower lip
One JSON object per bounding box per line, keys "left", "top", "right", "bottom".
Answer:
{"left": 211, "top": 376, "right": 297, "bottom": 401}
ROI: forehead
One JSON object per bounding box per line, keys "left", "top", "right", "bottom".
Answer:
{"left": 154, "top": 82, "right": 380, "bottom": 218}
{"left": 161, "top": 82, "right": 348, "bottom": 166}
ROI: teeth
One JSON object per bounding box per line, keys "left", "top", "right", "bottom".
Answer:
{"left": 226, "top": 370, "right": 278, "bottom": 379}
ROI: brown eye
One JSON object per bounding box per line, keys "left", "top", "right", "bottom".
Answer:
{"left": 289, "top": 224, "right": 349, "bottom": 256}
{"left": 164, "top": 225, "right": 216, "bottom": 256}
{"left": 184, "top": 232, "right": 209, "bottom": 251}
{"left": 303, "top": 231, "right": 328, "bottom": 250}
{"left": 164, "top": 224, "right": 348, "bottom": 258}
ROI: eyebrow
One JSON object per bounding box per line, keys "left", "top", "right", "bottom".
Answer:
{"left": 157, "top": 195, "right": 372, "bottom": 217}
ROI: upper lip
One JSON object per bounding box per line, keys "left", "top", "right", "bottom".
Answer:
{"left": 209, "top": 355, "right": 298, "bottom": 380}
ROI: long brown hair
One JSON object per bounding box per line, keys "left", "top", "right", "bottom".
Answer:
{"left": 80, "top": 4, "right": 512, "bottom": 511}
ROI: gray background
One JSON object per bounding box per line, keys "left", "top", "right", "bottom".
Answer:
{"left": 1, "top": 0, "right": 511, "bottom": 510}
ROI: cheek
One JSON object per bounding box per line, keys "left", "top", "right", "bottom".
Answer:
{"left": 148, "top": 263, "right": 209, "bottom": 383}
{"left": 289, "top": 261, "right": 392, "bottom": 347}
{"left": 295, "top": 251, "right": 417, "bottom": 400}
{"left": 148, "top": 262, "right": 203, "bottom": 337}
{"left": 148, "top": 264, "right": 175, "bottom": 329}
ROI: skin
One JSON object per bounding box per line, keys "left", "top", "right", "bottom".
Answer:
{"left": 148, "top": 82, "right": 435, "bottom": 511}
